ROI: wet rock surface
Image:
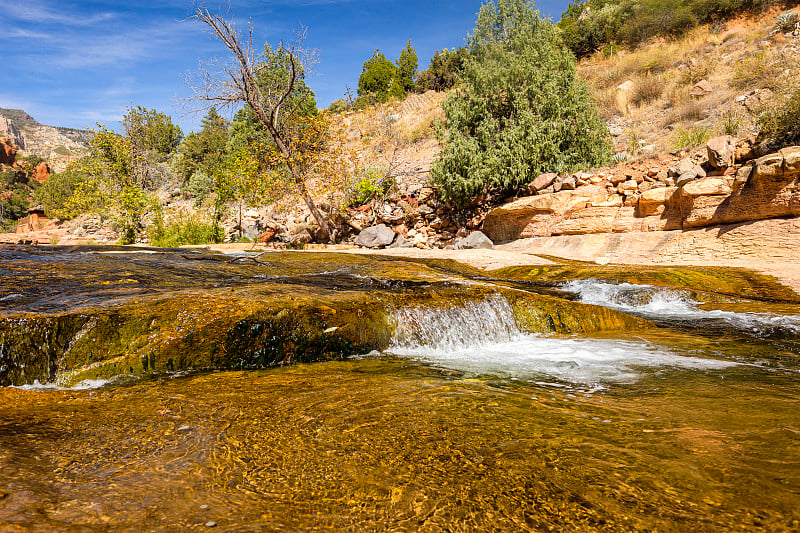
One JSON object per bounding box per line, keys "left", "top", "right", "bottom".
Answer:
{"left": 0, "top": 245, "right": 658, "bottom": 386}
{"left": 3, "top": 244, "right": 797, "bottom": 387}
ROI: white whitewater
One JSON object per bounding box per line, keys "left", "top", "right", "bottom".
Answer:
{"left": 12, "top": 376, "right": 125, "bottom": 391}
{"left": 562, "top": 279, "right": 800, "bottom": 335}
{"left": 387, "top": 295, "right": 735, "bottom": 385}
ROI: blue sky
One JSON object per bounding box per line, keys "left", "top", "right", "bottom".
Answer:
{"left": 0, "top": 0, "right": 568, "bottom": 133}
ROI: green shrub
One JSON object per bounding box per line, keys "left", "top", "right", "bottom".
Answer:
{"left": 627, "top": 130, "right": 643, "bottom": 157}
{"left": 350, "top": 168, "right": 395, "bottom": 205}
{"left": 358, "top": 50, "right": 400, "bottom": 103}
{"left": 721, "top": 109, "right": 743, "bottom": 136}
{"left": 775, "top": 11, "right": 799, "bottom": 33}
{"left": 558, "top": 0, "right": 780, "bottom": 58}
{"left": 148, "top": 214, "right": 222, "bottom": 248}
{"left": 757, "top": 88, "right": 800, "bottom": 150}
{"left": 732, "top": 53, "right": 783, "bottom": 90}
{"left": 432, "top": 0, "right": 611, "bottom": 208}
{"left": 416, "top": 47, "right": 468, "bottom": 91}
{"left": 671, "top": 125, "right": 712, "bottom": 150}
{"left": 186, "top": 170, "right": 214, "bottom": 203}
{"left": 33, "top": 168, "right": 88, "bottom": 220}
{"left": 327, "top": 99, "right": 350, "bottom": 113}
{"left": 0, "top": 183, "right": 32, "bottom": 229}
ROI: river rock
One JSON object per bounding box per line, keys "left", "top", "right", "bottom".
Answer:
{"left": 355, "top": 224, "right": 396, "bottom": 248}
{"left": 453, "top": 231, "right": 494, "bottom": 250}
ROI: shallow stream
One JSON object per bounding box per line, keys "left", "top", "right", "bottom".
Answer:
{"left": 1, "top": 247, "right": 799, "bottom": 531}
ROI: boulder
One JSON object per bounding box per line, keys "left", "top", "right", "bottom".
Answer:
{"left": 616, "top": 80, "right": 635, "bottom": 113}
{"left": 707, "top": 136, "right": 736, "bottom": 169}
{"left": 258, "top": 220, "right": 282, "bottom": 243}
{"left": 355, "top": 224, "right": 396, "bottom": 248}
{"left": 388, "top": 234, "right": 413, "bottom": 248}
{"left": 530, "top": 172, "right": 557, "bottom": 192}
{"left": 453, "top": 231, "right": 494, "bottom": 250}
{"left": 617, "top": 180, "right": 638, "bottom": 195}
{"left": 689, "top": 80, "right": 712, "bottom": 98}
{"left": 640, "top": 187, "right": 678, "bottom": 206}
{"left": 682, "top": 177, "right": 732, "bottom": 197}
{"left": 289, "top": 229, "right": 313, "bottom": 247}
{"left": 609, "top": 173, "right": 627, "bottom": 185}
{"left": 593, "top": 194, "right": 623, "bottom": 208}
{"left": 752, "top": 152, "right": 785, "bottom": 180}
{"left": 780, "top": 146, "right": 800, "bottom": 176}
{"left": 676, "top": 172, "right": 697, "bottom": 187}
{"left": 483, "top": 186, "right": 608, "bottom": 241}
{"left": 560, "top": 175, "right": 577, "bottom": 190}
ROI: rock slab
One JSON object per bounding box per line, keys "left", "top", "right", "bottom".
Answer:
{"left": 454, "top": 231, "right": 494, "bottom": 250}
{"left": 355, "top": 224, "right": 396, "bottom": 248}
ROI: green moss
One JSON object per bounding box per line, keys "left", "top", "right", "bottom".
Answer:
{"left": 9, "top": 246, "right": 769, "bottom": 388}
{"left": 505, "top": 291, "right": 650, "bottom": 334}
{"left": 492, "top": 261, "right": 800, "bottom": 304}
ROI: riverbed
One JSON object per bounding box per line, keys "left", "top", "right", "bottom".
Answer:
{"left": 1, "top": 246, "right": 799, "bottom": 531}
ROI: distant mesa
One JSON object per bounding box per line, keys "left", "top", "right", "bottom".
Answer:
{"left": 0, "top": 108, "right": 90, "bottom": 172}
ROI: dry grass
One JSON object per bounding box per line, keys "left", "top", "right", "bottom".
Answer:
{"left": 579, "top": 8, "right": 800, "bottom": 159}
{"left": 731, "top": 52, "right": 785, "bottom": 90}
{"left": 631, "top": 75, "right": 664, "bottom": 107}
{"left": 664, "top": 102, "right": 707, "bottom": 125}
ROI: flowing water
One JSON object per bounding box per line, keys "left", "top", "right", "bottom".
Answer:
{"left": 2, "top": 250, "right": 800, "bottom": 531}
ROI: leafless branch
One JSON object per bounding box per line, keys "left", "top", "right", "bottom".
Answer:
{"left": 186, "top": 6, "right": 334, "bottom": 241}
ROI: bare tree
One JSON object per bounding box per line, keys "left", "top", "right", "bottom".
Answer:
{"left": 189, "top": 7, "right": 333, "bottom": 240}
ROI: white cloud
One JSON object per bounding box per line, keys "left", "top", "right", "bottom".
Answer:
{"left": 0, "top": 0, "right": 116, "bottom": 25}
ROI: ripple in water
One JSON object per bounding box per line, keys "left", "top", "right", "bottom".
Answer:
{"left": 387, "top": 295, "right": 735, "bottom": 385}
{"left": 562, "top": 279, "right": 800, "bottom": 336}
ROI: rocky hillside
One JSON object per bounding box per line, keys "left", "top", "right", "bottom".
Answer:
{"left": 0, "top": 108, "right": 89, "bottom": 172}
{"left": 581, "top": 7, "right": 800, "bottom": 157}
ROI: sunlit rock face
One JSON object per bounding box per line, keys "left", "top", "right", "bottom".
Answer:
{"left": 483, "top": 146, "right": 800, "bottom": 242}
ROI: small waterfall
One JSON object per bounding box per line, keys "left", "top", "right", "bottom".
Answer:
{"left": 387, "top": 295, "right": 736, "bottom": 386}
{"left": 562, "top": 279, "right": 800, "bottom": 337}
{"left": 391, "top": 294, "right": 522, "bottom": 351}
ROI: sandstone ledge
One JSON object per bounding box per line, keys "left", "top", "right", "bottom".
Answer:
{"left": 497, "top": 217, "right": 800, "bottom": 295}
{"left": 484, "top": 146, "right": 800, "bottom": 242}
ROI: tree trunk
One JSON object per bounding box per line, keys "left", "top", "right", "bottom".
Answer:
{"left": 269, "top": 124, "right": 334, "bottom": 243}
{"left": 292, "top": 167, "right": 333, "bottom": 242}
